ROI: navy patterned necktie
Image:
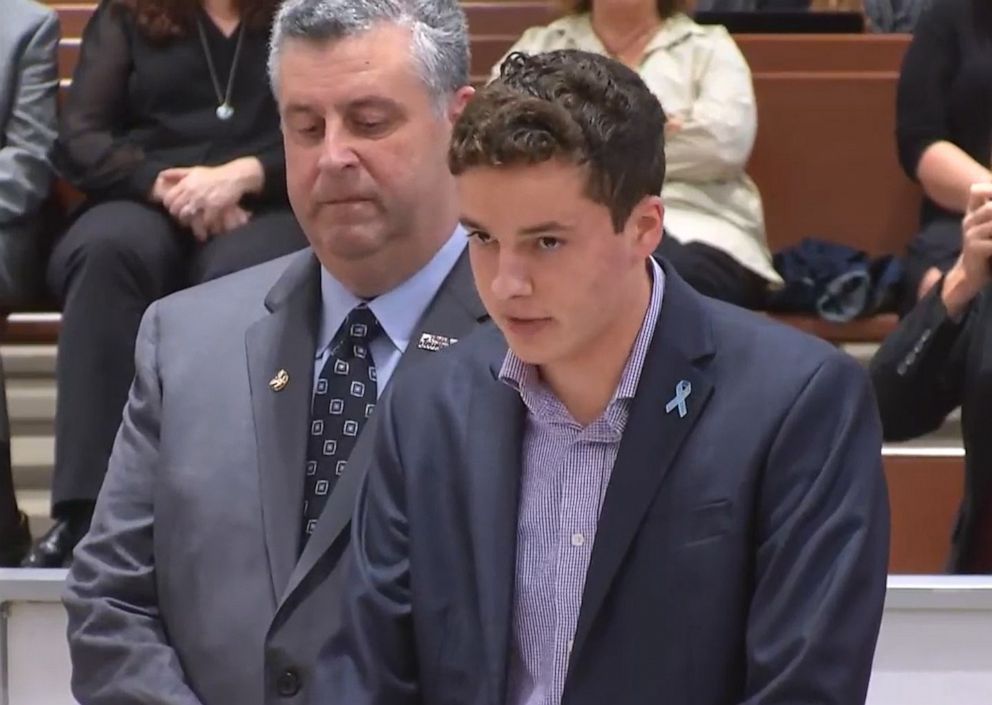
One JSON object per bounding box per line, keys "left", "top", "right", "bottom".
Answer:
{"left": 301, "top": 305, "right": 380, "bottom": 548}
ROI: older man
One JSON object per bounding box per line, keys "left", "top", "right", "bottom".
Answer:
{"left": 63, "top": 1, "right": 484, "bottom": 704}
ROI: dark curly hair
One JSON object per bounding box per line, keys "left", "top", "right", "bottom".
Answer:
{"left": 111, "top": 0, "right": 280, "bottom": 42}
{"left": 560, "top": 0, "right": 689, "bottom": 19}
{"left": 449, "top": 50, "right": 666, "bottom": 233}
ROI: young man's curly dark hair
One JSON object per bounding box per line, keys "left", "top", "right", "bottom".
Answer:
{"left": 111, "top": 0, "right": 280, "bottom": 42}
{"left": 449, "top": 50, "right": 667, "bottom": 233}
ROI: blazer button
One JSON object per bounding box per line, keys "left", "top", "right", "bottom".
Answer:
{"left": 276, "top": 669, "right": 301, "bottom": 697}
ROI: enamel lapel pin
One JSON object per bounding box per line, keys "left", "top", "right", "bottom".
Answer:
{"left": 417, "top": 333, "right": 458, "bottom": 352}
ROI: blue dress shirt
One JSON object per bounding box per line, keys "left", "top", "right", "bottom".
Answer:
{"left": 314, "top": 228, "right": 467, "bottom": 396}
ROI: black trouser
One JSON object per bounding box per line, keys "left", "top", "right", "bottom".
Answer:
{"left": 0, "top": 357, "right": 20, "bottom": 535}
{"left": 902, "top": 216, "right": 961, "bottom": 312}
{"left": 656, "top": 235, "right": 768, "bottom": 310}
{"left": 46, "top": 200, "right": 308, "bottom": 517}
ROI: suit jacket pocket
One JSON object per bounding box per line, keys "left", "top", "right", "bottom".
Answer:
{"left": 684, "top": 499, "right": 734, "bottom": 546}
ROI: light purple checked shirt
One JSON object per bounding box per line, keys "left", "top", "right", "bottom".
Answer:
{"left": 499, "top": 258, "right": 665, "bottom": 705}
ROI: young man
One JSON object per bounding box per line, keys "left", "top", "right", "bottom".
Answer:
{"left": 320, "top": 50, "right": 889, "bottom": 704}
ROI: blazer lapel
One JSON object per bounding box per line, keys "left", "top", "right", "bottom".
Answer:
{"left": 282, "top": 252, "right": 489, "bottom": 604}
{"left": 569, "top": 266, "right": 716, "bottom": 665}
{"left": 469, "top": 340, "right": 525, "bottom": 705}
{"left": 245, "top": 251, "right": 321, "bottom": 602}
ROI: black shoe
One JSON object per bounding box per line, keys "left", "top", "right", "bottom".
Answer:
{"left": 21, "top": 514, "right": 91, "bottom": 568}
{"left": 0, "top": 512, "right": 32, "bottom": 567}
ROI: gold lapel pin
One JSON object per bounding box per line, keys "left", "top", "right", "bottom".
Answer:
{"left": 269, "top": 369, "right": 290, "bottom": 392}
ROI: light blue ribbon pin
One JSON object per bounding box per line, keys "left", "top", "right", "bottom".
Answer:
{"left": 665, "top": 380, "right": 692, "bottom": 419}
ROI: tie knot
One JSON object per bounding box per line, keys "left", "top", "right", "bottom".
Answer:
{"left": 338, "top": 305, "right": 380, "bottom": 344}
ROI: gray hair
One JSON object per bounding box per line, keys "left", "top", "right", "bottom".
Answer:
{"left": 268, "top": 0, "right": 470, "bottom": 108}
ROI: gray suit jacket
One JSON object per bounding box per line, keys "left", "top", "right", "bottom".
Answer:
{"left": 0, "top": 0, "right": 58, "bottom": 304}
{"left": 64, "top": 247, "right": 488, "bottom": 705}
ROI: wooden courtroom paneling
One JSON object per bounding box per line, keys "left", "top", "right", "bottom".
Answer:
{"left": 53, "top": 3, "right": 95, "bottom": 37}
{"left": 57, "top": 38, "right": 80, "bottom": 82}
{"left": 736, "top": 34, "right": 909, "bottom": 73}
{"left": 748, "top": 72, "right": 920, "bottom": 256}
{"left": 885, "top": 454, "right": 964, "bottom": 574}
{"left": 465, "top": 0, "right": 555, "bottom": 37}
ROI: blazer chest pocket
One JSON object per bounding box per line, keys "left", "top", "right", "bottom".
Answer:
{"left": 684, "top": 499, "right": 734, "bottom": 546}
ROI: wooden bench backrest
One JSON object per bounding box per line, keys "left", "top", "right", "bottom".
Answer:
{"left": 746, "top": 36, "right": 918, "bottom": 255}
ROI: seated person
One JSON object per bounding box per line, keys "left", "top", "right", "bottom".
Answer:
{"left": 896, "top": 0, "right": 991, "bottom": 309}
{"left": 320, "top": 49, "right": 889, "bottom": 705}
{"left": 0, "top": 0, "right": 58, "bottom": 307}
{"left": 871, "top": 182, "right": 992, "bottom": 574}
{"left": 22, "top": 0, "right": 307, "bottom": 567}
{"left": 0, "top": 0, "right": 59, "bottom": 565}
{"left": 492, "top": 0, "right": 782, "bottom": 309}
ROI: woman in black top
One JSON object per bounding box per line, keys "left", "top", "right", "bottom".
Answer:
{"left": 896, "top": 0, "right": 992, "bottom": 309}
{"left": 23, "top": 0, "right": 307, "bottom": 567}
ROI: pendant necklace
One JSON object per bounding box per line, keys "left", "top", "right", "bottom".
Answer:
{"left": 196, "top": 17, "right": 246, "bottom": 121}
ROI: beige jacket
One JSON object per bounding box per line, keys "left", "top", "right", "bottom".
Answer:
{"left": 492, "top": 13, "right": 781, "bottom": 285}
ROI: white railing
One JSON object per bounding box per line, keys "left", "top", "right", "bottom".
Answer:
{"left": 868, "top": 575, "right": 992, "bottom": 704}
{"left": 0, "top": 569, "right": 73, "bottom": 705}
{"left": 0, "top": 571, "right": 990, "bottom": 705}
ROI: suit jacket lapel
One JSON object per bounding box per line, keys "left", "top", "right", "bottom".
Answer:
{"left": 245, "top": 251, "right": 321, "bottom": 602}
{"left": 569, "top": 266, "right": 716, "bottom": 665}
{"left": 282, "top": 252, "right": 489, "bottom": 604}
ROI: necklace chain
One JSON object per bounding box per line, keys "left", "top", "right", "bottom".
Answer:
{"left": 195, "top": 17, "right": 246, "bottom": 118}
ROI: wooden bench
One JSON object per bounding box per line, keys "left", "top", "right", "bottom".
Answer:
{"left": 32, "top": 1, "right": 918, "bottom": 347}
{"left": 884, "top": 451, "right": 964, "bottom": 574}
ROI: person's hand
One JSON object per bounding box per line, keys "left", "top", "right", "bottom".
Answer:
{"left": 917, "top": 266, "right": 943, "bottom": 301}
{"left": 149, "top": 170, "right": 185, "bottom": 205}
{"left": 664, "top": 116, "right": 684, "bottom": 139}
{"left": 942, "top": 183, "right": 992, "bottom": 318}
{"left": 162, "top": 165, "right": 245, "bottom": 223}
{"left": 187, "top": 204, "right": 252, "bottom": 243}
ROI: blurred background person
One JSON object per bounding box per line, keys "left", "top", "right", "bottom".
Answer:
{"left": 492, "top": 0, "right": 782, "bottom": 309}
{"left": 23, "top": 0, "right": 307, "bottom": 567}
{"left": 1, "top": 0, "right": 58, "bottom": 308}
{"left": 896, "top": 0, "right": 990, "bottom": 310}
{"left": 0, "top": 0, "right": 59, "bottom": 565}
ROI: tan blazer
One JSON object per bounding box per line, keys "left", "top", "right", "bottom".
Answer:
{"left": 492, "top": 13, "right": 782, "bottom": 285}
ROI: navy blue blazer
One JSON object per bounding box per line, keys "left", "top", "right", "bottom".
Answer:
{"left": 320, "top": 263, "right": 890, "bottom": 705}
